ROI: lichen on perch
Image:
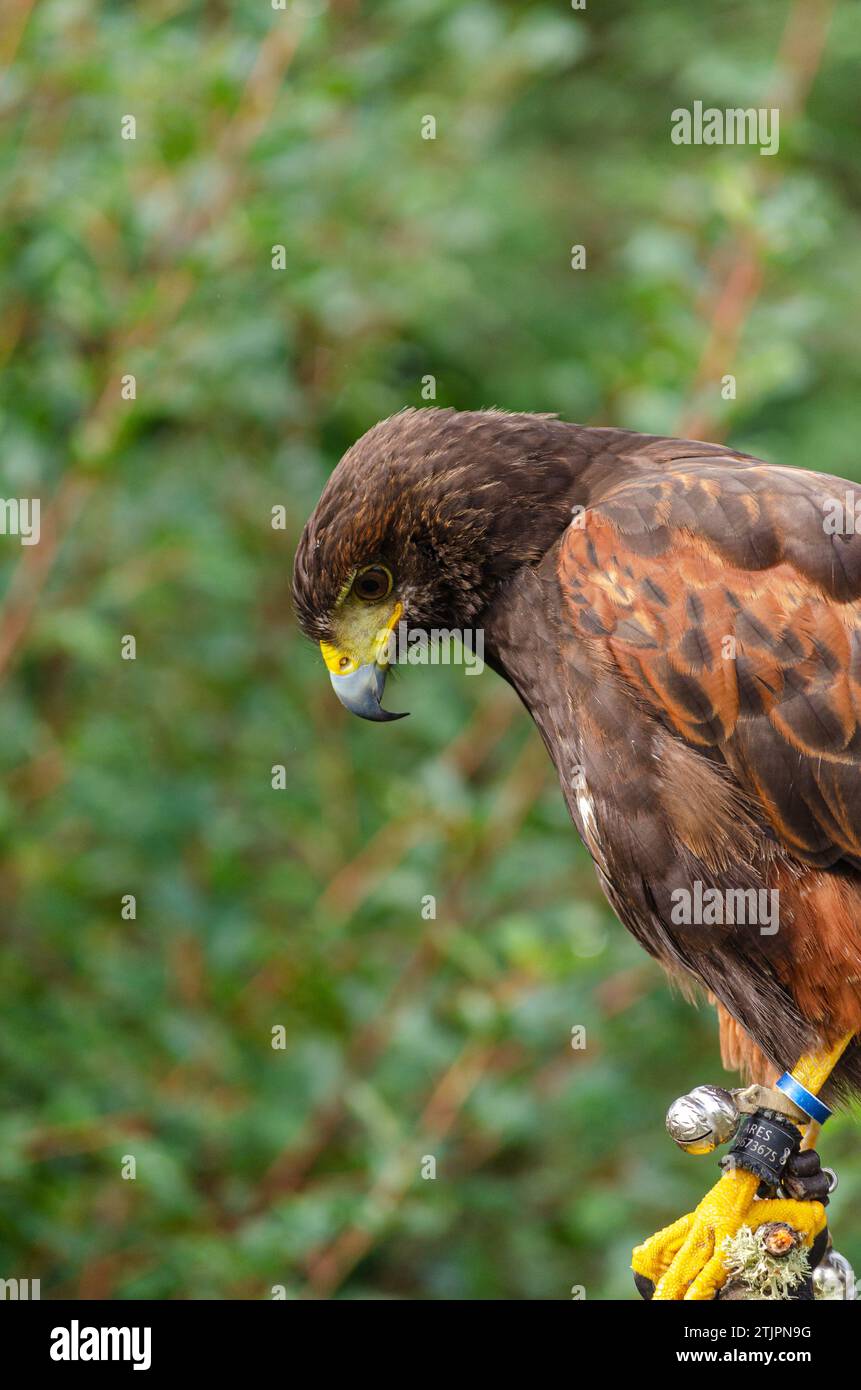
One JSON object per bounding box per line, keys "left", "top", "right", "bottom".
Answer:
{"left": 720, "top": 1222, "right": 810, "bottom": 1301}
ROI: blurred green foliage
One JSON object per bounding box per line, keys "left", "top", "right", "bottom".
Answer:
{"left": 1, "top": 0, "right": 860, "bottom": 1299}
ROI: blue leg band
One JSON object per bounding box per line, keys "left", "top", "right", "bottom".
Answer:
{"left": 775, "top": 1072, "right": 833, "bottom": 1126}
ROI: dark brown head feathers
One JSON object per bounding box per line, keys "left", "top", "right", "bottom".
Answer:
{"left": 292, "top": 407, "right": 590, "bottom": 641}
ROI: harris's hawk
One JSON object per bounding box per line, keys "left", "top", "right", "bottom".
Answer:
{"left": 293, "top": 407, "right": 861, "bottom": 1298}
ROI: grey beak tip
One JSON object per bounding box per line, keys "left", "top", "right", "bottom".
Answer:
{"left": 329, "top": 663, "right": 407, "bottom": 723}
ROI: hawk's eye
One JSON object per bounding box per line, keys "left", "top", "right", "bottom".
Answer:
{"left": 353, "top": 565, "right": 393, "bottom": 602}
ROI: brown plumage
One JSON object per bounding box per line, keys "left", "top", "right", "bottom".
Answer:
{"left": 293, "top": 407, "right": 861, "bottom": 1101}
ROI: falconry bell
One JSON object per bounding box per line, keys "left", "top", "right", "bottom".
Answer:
{"left": 666, "top": 1084, "right": 740, "bottom": 1155}
{"left": 813, "top": 1249, "right": 857, "bottom": 1300}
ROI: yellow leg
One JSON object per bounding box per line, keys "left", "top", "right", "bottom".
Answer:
{"left": 796, "top": 1033, "right": 851, "bottom": 1151}
{"left": 792, "top": 1032, "right": 852, "bottom": 1092}
{"left": 800, "top": 1121, "right": 820, "bottom": 1153}
{"left": 633, "top": 1032, "right": 853, "bottom": 1301}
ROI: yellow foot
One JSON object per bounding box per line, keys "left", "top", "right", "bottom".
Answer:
{"left": 632, "top": 1166, "right": 826, "bottom": 1300}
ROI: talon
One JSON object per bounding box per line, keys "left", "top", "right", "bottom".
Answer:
{"left": 636, "top": 1043, "right": 848, "bottom": 1300}
{"left": 632, "top": 1167, "right": 827, "bottom": 1300}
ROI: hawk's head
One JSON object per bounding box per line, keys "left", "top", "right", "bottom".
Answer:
{"left": 293, "top": 407, "right": 581, "bottom": 719}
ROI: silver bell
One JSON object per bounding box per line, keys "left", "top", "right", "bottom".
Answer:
{"left": 666, "top": 1084, "right": 739, "bottom": 1154}
{"left": 813, "top": 1250, "right": 856, "bottom": 1300}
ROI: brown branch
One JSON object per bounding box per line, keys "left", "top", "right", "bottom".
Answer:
{"left": 0, "top": 0, "right": 36, "bottom": 71}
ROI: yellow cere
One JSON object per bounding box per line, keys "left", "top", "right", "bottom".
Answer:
{"left": 320, "top": 601, "right": 403, "bottom": 677}
{"left": 320, "top": 640, "right": 360, "bottom": 676}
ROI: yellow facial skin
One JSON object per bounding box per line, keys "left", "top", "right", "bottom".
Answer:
{"left": 319, "top": 565, "right": 409, "bottom": 722}
{"left": 320, "top": 596, "right": 403, "bottom": 676}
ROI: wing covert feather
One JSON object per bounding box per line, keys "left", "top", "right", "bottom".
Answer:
{"left": 558, "top": 461, "right": 861, "bottom": 866}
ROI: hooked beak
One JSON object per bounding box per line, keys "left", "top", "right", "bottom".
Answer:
{"left": 320, "top": 602, "right": 408, "bottom": 722}
{"left": 327, "top": 661, "right": 408, "bottom": 722}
